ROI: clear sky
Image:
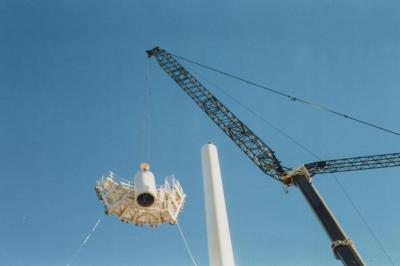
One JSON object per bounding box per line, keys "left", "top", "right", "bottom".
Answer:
{"left": 1, "top": 0, "right": 400, "bottom": 265}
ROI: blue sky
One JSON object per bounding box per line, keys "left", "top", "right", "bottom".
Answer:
{"left": 1, "top": 0, "right": 399, "bottom": 265}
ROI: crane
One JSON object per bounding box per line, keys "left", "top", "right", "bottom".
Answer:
{"left": 146, "top": 46, "right": 400, "bottom": 266}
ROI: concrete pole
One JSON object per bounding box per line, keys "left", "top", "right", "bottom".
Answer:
{"left": 201, "top": 143, "right": 235, "bottom": 266}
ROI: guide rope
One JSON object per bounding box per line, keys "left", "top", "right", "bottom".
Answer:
{"left": 67, "top": 219, "right": 101, "bottom": 266}
{"left": 177, "top": 221, "right": 198, "bottom": 266}
{"left": 172, "top": 53, "right": 400, "bottom": 137}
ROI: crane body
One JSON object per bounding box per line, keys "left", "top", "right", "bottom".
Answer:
{"left": 146, "top": 46, "right": 399, "bottom": 265}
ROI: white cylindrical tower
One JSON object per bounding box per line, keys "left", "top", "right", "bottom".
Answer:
{"left": 201, "top": 143, "right": 235, "bottom": 266}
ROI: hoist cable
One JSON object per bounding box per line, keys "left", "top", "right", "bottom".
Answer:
{"left": 143, "top": 61, "right": 152, "bottom": 162}
{"left": 172, "top": 53, "right": 400, "bottom": 137}
{"left": 189, "top": 68, "right": 395, "bottom": 266}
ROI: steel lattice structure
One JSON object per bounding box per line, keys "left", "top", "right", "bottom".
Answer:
{"left": 146, "top": 47, "right": 286, "bottom": 180}
{"left": 147, "top": 47, "right": 400, "bottom": 180}
{"left": 147, "top": 46, "right": 400, "bottom": 266}
{"left": 306, "top": 152, "right": 400, "bottom": 175}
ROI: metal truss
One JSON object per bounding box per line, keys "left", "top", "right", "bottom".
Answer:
{"left": 305, "top": 152, "right": 400, "bottom": 176}
{"left": 146, "top": 47, "right": 286, "bottom": 180}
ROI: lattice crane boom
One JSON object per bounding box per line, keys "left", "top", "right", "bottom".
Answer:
{"left": 306, "top": 152, "right": 400, "bottom": 175}
{"left": 146, "top": 47, "right": 286, "bottom": 181}
{"left": 147, "top": 47, "right": 400, "bottom": 180}
{"left": 147, "top": 46, "right": 399, "bottom": 266}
